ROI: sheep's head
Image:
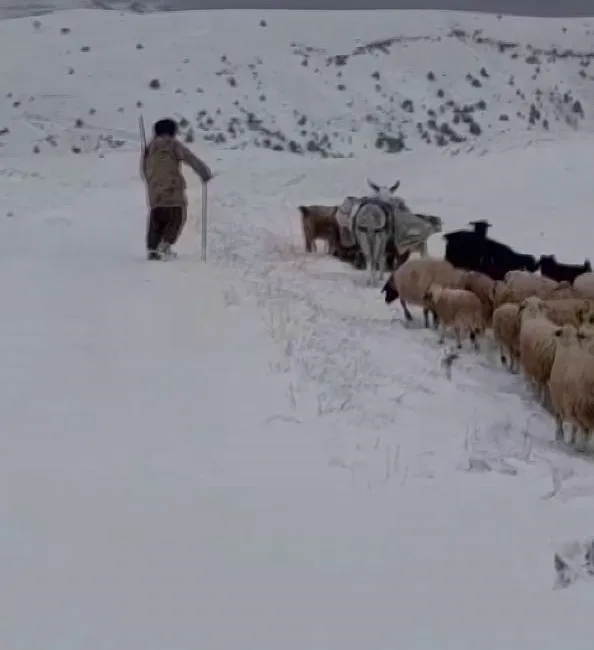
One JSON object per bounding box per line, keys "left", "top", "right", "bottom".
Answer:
{"left": 518, "top": 296, "right": 545, "bottom": 320}
{"left": 381, "top": 277, "right": 399, "bottom": 304}
{"left": 553, "top": 324, "right": 582, "bottom": 347}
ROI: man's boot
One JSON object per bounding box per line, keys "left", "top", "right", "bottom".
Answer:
{"left": 158, "top": 241, "right": 178, "bottom": 260}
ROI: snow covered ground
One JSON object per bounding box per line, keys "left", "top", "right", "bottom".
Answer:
{"left": 1, "top": 7, "right": 594, "bottom": 650}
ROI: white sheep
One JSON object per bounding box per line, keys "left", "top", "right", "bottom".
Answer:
{"left": 458, "top": 270, "right": 495, "bottom": 326}
{"left": 541, "top": 298, "right": 594, "bottom": 328}
{"left": 423, "top": 283, "right": 485, "bottom": 350}
{"left": 546, "top": 281, "right": 581, "bottom": 300}
{"left": 492, "top": 272, "right": 559, "bottom": 308}
{"left": 518, "top": 296, "right": 560, "bottom": 408}
{"left": 381, "top": 257, "right": 463, "bottom": 328}
{"left": 492, "top": 303, "right": 521, "bottom": 372}
{"left": 505, "top": 269, "right": 559, "bottom": 291}
{"left": 548, "top": 324, "right": 594, "bottom": 449}
{"left": 573, "top": 272, "right": 594, "bottom": 299}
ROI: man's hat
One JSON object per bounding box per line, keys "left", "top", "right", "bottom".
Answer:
{"left": 153, "top": 118, "right": 178, "bottom": 137}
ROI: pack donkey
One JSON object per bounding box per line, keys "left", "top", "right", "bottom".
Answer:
{"left": 336, "top": 179, "right": 444, "bottom": 285}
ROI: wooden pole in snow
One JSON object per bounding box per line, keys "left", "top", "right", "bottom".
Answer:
{"left": 200, "top": 181, "right": 208, "bottom": 262}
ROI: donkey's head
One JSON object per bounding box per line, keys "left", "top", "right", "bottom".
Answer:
{"left": 367, "top": 179, "right": 402, "bottom": 204}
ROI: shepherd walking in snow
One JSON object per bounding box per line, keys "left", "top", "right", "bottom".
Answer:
{"left": 140, "top": 117, "right": 213, "bottom": 260}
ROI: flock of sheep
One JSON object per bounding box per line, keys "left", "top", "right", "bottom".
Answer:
{"left": 381, "top": 255, "right": 594, "bottom": 452}
{"left": 299, "top": 204, "right": 594, "bottom": 453}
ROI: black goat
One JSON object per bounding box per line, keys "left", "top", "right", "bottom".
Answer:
{"left": 538, "top": 255, "right": 592, "bottom": 284}
{"left": 443, "top": 219, "right": 538, "bottom": 281}
{"left": 443, "top": 220, "right": 491, "bottom": 272}
{"left": 481, "top": 243, "right": 539, "bottom": 281}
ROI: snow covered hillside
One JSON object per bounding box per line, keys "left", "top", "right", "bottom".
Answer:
{"left": 2, "top": 8, "right": 594, "bottom": 158}
{"left": 2, "top": 7, "right": 594, "bottom": 650}
{"left": 2, "top": 133, "right": 594, "bottom": 648}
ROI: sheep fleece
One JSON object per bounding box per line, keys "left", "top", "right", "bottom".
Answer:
{"left": 549, "top": 340, "right": 594, "bottom": 433}
{"left": 574, "top": 272, "right": 594, "bottom": 299}
{"left": 390, "top": 258, "right": 463, "bottom": 306}
{"left": 519, "top": 316, "right": 559, "bottom": 385}
{"left": 431, "top": 287, "right": 484, "bottom": 330}
{"left": 543, "top": 298, "right": 592, "bottom": 328}
{"left": 492, "top": 303, "right": 521, "bottom": 356}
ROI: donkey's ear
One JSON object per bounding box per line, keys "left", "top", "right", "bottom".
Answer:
{"left": 367, "top": 179, "right": 380, "bottom": 192}
{"left": 389, "top": 180, "right": 400, "bottom": 193}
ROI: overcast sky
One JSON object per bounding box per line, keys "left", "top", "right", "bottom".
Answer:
{"left": 1, "top": 0, "right": 592, "bottom": 18}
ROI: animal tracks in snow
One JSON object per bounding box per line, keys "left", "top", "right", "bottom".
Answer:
{"left": 211, "top": 205, "right": 572, "bottom": 486}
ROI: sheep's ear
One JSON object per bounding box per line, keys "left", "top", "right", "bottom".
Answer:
{"left": 367, "top": 179, "right": 380, "bottom": 193}
{"left": 389, "top": 180, "right": 400, "bottom": 193}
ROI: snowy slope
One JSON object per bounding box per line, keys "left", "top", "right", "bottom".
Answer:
{"left": 1, "top": 8, "right": 594, "bottom": 158}
{"left": 2, "top": 133, "right": 594, "bottom": 649}
{"left": 2, "top": 7, "right": 594, "bottom": 650}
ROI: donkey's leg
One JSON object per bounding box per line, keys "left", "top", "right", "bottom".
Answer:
{"left": 370, "top": 234, "right": 383, "bottom": 286}
{"left": 327, "top": 229, "right": 338, "bottom": 257}
{"left": 377, "top": 235, "right": 387, "bottom": 283}
{"left": 367, "top": 245, "right": 376, "bottom": 286}
{"left": 370, "top": 249, "right": 378, "bottom": 286}
{"left": 384, "top": 238, "right": 396, "bottom": 270}
{"left": 356, "top": 232, "right": 370, "bottom": 277}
